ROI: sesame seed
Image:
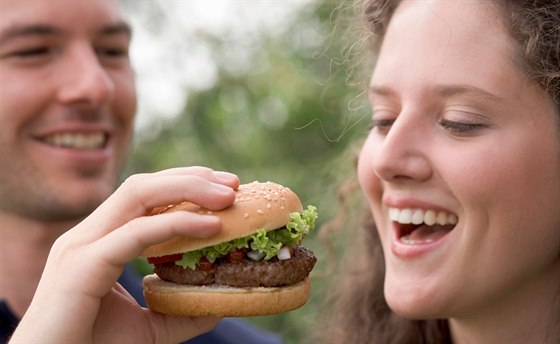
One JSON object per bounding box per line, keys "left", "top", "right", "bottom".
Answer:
{"left": 257, "top": 209, "right": 264, "bottom": 215}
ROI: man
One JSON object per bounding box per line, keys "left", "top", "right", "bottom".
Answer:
{"left": 0, "top": 1, "right": 280, "bottom": 343}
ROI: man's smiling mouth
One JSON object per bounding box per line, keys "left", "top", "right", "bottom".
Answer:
{"left": 389, "top": 208, "right": 458, "bottom": 245}
{"left": 40, "top": 132, "right": 108, "bottom": 150}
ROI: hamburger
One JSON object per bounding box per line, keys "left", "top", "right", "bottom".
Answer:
{"left": 141, "top": 181, "right": 318, "bottom": 317}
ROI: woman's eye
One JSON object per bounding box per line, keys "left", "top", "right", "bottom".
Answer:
{"left": 439, "top": 119, "right": 487, "bottom": 135}
{"left": 368, "top": 118, "right": 395, "bottom": 134}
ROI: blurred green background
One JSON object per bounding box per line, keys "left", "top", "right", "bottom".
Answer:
{"left": 123, "top": 1, "right": 370, "bottom": 342}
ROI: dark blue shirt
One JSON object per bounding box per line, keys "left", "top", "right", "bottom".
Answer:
{"left": 0, "top": 266, "right": 282, "bottom": 344}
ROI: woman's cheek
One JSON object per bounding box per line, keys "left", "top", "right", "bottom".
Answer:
{"left": 357, "top": 141, "right": 378, "bottom": 203}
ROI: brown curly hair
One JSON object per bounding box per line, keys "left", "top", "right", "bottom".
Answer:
{"left": 315, "top": 1, "right": 560, "bottom": 343}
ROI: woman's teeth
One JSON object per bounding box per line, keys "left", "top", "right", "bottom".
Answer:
{"left": 389, "top": 207, "right": 458, "bottom": 226}
{"left": 43, "top": 132, "right": 106, "bottom": 150}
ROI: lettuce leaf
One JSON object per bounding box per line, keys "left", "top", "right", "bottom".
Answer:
{"left": 176, "top": 250, "right": 203, "bottom": 270}
{"left": 174, "top": 205, "right": 318, "bottom": 269}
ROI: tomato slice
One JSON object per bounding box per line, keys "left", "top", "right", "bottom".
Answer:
{"left": 198, "top": 257, "right": 215, "bottom": 271}
{"left": 226, "top": 249, "right": 247, "bottom": 263}
{"left": 147, "top": 253, "right": 183, "bottom": 264}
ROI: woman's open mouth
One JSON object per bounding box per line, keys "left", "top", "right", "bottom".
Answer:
{"left": 389, "top": 208, "right": 457, "bottom": 245}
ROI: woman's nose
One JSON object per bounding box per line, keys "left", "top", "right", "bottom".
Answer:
{"left": 371, "top": 114, "right": 433, "bottom": 184}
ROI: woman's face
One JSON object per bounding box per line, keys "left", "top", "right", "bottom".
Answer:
{"left": 358, "top": 0, "right": 560, "bottom": 319}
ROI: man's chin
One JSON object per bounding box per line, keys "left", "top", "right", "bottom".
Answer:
{"left": 2, "top": 193, "right": 108, "bottom": 222}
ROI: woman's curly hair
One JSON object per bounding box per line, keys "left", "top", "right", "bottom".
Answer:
{"left": 363, "top": 0, "right": 560, "bottom": 106}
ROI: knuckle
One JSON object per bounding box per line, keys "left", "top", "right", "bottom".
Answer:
{"left": 188, "top": 166, "right": 215, "bottom": 179}
{"left": 50, "top": 233, "right": 70, "bottom": 254}
{"left": 120, "top": 173, "right": 147, "bottom": 192}
{"left": 120, "top": 217, "right": 149, "bottom": 246}
{"left": 117, "top": 173, "right": 150, "bottom": 201}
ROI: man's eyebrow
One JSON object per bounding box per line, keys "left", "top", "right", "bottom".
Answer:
{"left": 0, "top": 24, "right": 63, "bottom": 44}
{"left": 99, "top": 22, "right": 132, "bottom": 38}
{"left": 0, "top": 21, "right": 132, "bottom": 44}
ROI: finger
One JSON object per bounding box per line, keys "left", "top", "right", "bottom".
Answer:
{"left": 151, "top": 167, "right": 239, "bottom": 190}
{"left": 80, "top": 173, "right": 235, "bottom": 239}
{"left": 114, "top": 174, "right": 236, "bottom": 213}
{"left": 92, "top": 211, "right": 222, "bottom": 267}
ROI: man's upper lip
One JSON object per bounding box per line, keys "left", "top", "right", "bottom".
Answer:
{"left": 32, "top": 123, "right": 113, "bottom": 138}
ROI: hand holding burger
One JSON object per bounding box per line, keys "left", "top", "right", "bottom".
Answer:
{"left": 11, "top": 167, "right": 241, "bottom": 343}
{"left": 142, "top": 181, "right": 318, "bottom": 317}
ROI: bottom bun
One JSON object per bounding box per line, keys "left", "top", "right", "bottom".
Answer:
{"left": 143, "top": 274, "right": 311, "bottom": 317}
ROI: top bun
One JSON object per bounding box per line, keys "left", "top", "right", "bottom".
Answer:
{"left": 140, "top": 181, "right": 303, "bottom": 257}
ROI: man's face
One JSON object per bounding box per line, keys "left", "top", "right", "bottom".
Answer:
{"left": 0, "top": 0, "right": 136, "bottom": 221}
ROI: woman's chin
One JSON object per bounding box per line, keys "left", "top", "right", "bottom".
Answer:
{"left": 384, "top": 280, "right": 448, "bottom": 320}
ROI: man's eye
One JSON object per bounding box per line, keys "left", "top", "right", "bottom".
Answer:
{"left": 3, "top": 47, "right": 56, "bottom": 64}
{"left": 96, "top": 47, "right": 129, "bottom": 58}
{"left": 13, "top": 47, "right": 50, "bottom": 58}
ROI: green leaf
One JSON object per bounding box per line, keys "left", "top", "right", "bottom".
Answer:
{"left": 175, "top": 205, "right": 318, "bottom": 269}
{"left": 175, "top": 250, "right": 203, "bottom": 270}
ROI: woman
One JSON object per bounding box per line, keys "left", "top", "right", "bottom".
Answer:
{"left": 319, "top": 0, "right": 559, "bottom": 343}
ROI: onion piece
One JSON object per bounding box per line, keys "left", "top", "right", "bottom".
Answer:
{"left": 247, "top": 250, "right": 265, "bottom": 261}
{"left": 277, "top": 246, "right": 291, "bottom": 260}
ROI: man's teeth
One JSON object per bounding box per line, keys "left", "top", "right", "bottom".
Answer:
{"left": 389, "top": 207, "right": 458, "bottom": 226}
{"left": 43, "top": 132, "right": 106, "bottom": 150}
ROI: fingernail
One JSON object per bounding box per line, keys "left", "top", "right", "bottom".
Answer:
{"left": 214, "top": 171, "right": 237, "bottom": 181}
{"left": 212, "top": 182, "right": 233, "bottom": 193}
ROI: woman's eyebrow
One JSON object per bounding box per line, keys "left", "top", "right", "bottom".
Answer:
{"left": 368, "top": 85, "right": 396, "bottom": 97}
{"left": 368, "top": 84, "right": 503, "bottom": 102}
{"left": 432, "top": 84, "right": 504, "bottom": 101}
{"left": 367, "top": 85, "right": 399, "bottom": 103}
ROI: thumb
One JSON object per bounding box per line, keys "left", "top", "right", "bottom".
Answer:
{"left": 148, "top": 313, "right": 221, "bottom": 343}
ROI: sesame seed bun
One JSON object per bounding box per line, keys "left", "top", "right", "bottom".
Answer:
{"left": 143, "top": 275, "right": 311, "bottom": 317}
{"left": 140, "top": 181, "right": 303, "bottom": 257}
{"left": 140, "top": 181, "right": 313, "bottom": 317}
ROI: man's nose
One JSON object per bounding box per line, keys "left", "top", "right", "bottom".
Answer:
{"left": 56, "top": 44, "right": 115, "bottom": 107}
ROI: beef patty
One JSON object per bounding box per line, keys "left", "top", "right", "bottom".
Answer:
{"left": 153, "top": 246, "right": 316, "bottom": 288}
